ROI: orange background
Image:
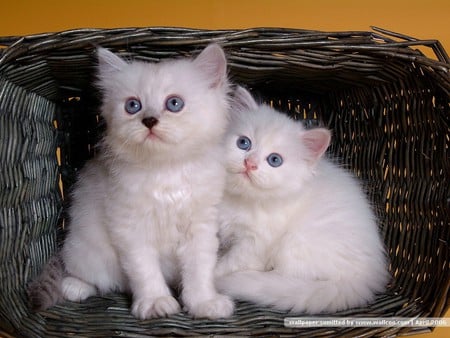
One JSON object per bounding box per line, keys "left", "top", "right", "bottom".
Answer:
{"left": 0, "top": 1, "right": 448, "bottom": 337}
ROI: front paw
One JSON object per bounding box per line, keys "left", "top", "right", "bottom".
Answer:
{"left": 131, "top": 296, "right": 181, "bottom": 319}
{"left": 187, "top": 294, "right": 234, "bottom": 319}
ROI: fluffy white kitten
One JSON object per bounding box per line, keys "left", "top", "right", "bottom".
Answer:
{"left": 29, "top": 44, "right": 234, "bottom": 320}
{"left": 215, "top": 86, "right": 389, "bottom": 314}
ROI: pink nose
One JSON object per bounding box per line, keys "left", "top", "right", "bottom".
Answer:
{"left": 244, "top": 158, "right": 258, "bottom": 171}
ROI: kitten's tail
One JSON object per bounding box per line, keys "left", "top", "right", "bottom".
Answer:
{"left": 27, "top": 255, "right": 64, "bottom": 311}
{"left": 216, "top": 270, "right": 384, "bottom": 314}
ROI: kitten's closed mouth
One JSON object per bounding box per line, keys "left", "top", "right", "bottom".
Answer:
{"left": 239, "top": 170, "right": 254, "bottom": 182}
{"left": 146, "top": 130, "right": 163, "bottom": 142}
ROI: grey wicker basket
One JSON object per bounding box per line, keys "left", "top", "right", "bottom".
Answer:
{"left": 0, "top": 27, "right": 448, "bottom": 338}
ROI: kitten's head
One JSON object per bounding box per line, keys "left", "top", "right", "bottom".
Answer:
{"left": 96, "top": 44, "right": 230, "bottom": 162}
{"left": 224, "top": 86, "right": 331, "bottom": 200}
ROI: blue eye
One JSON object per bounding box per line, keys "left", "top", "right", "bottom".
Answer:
{"left": 267, "top": 153, "right": 283, "bottom": 167}
{"left": 125, "top": 97, "right": 142, "bottom": 114}
{"left": 166, "top": 96, "right": 184, "bottom": 113}
{"left": 236, "top": 136, "right": 252, "bottom": 151}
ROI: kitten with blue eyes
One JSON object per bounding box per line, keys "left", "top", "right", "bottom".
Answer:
{"left": 28, "top": 44, "right": 234, "bottom": 319}
{"left": 215, "top": 86, "right": 389, "bottom": 314}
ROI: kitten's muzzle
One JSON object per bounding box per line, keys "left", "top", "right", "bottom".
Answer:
{"left": 142, "top": 117, "right": 159, "bottom": 130}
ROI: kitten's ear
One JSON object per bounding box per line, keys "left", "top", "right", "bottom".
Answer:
{"left": 301, "top": 128, "right": 331, "bottom": 164}
{"left": 232, "top": 86, "right": 259, "bottom": 112}
{"left": 193, "top": 44, "right": 227, "bottom": 88}
{"left": 97, "top": 47, "right": 127, "bottom": 75}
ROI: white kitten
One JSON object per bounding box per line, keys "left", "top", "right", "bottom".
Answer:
{"left": 215, "top": 86, "right": 389, "bottom": 314}
{"left": 29, "top": 44, "right": 234, "bottom": 320}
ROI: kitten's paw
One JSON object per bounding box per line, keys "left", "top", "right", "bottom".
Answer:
{"left": 131, "top": 296, "right": 181, "bottom": 319}
{"left": 187, "top": 294, "right": 234, "bottom": 319}
{"left": 152, "top": 296, "right": 181, "bottom": 317}
{"left": 62, "top": 276, "right": 97, "bottom": 302}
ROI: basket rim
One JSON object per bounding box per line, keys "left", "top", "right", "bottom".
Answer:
{"left": 0, "top": 26, "right": 448, "bottom": 65}
{"left": 1, "top": 26, "right": 448, "bottom": 97}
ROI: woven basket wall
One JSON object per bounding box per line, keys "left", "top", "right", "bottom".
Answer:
{"left": 0, "top": 27, "right": 448, "bottom": 338}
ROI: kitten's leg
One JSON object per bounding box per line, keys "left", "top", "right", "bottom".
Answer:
{"left": 179, "top": 226, "right": 234, "bottom": 319}
{"left": 62, "top": 221, "right": 125, "bottom": 301}
{"left": 121, "top": 245, "right": 181, "bottom": 319}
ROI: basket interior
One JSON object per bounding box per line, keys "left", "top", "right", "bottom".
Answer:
{"left": 0, "top": 28, "right": 448, "bottom": 337}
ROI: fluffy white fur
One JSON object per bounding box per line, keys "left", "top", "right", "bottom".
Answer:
{"left": 215, "top": 86, "right": 389, "bottom": 314}
{"left": 61, "top": 44, "right": 234, "bottom": 319}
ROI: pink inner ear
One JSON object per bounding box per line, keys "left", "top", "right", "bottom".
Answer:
{"left": 193, "top": 44, "right": 227, "bottom": 89}
{"left": 302, "top": 128, "right": 331, "bottom": 162}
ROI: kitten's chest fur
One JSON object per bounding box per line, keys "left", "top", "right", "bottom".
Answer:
{"left": 123, "top": 165, "right": 192, "bottom": 208}
{"left": 104, "top": 154, "right": 224, "bottom": 246}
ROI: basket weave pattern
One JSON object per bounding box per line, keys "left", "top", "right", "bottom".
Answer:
{"left": 0, "top": 27, "right": 449, "bottom": 337}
